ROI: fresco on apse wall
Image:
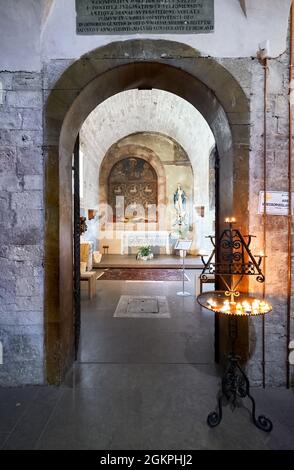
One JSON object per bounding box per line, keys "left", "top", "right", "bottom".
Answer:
{"left": 108, "top": 157, "right": 158, "bottom": 222}
{"left": 173, "top": 142, "right": 190, "bottom": 163}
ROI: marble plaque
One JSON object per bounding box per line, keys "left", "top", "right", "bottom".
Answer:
{"left": 76, "top": 0, "right": 214, "bottom": 35}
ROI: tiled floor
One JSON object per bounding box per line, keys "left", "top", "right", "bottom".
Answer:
{"left": 1, "top": 271, "right": 294, "bottom": 450}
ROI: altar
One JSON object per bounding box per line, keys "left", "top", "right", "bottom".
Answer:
{"left": 121, "top": 231, "right": 171, "bottom": 255}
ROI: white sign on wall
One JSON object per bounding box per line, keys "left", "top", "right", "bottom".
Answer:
{"left": 258, "top": 191, "right": 294, "bottom": 216}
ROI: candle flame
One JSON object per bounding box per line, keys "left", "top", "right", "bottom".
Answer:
{"left": 225, "top": 217, "right": 236, "bottom": 224}
{"left": 203, "top": 295, "right": 271, "bottom": 316}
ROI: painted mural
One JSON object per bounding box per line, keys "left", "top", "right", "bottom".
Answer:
{"left": 108, "top": 157, "right": 158, "bottom": 222}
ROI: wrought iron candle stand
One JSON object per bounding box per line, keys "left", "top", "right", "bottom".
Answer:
{"left": 197, "top": 218, "right": 273, "bottom": 432}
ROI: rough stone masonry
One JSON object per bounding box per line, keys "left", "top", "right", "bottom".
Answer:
{"left": 0, "top": 71, "right": 44, "bottom": 385}
{"left": 0, "top": 40, "right": 293, "bottom": 386}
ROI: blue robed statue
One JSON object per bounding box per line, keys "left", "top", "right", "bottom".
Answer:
{"left": 174, "top": 183, "right": 187, "bottom": 225}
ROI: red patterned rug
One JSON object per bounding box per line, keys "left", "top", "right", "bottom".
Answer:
{"left": 98, "top": 268, "right": 190, "bottom": 281}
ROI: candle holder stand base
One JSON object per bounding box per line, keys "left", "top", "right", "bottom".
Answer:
{"left": 207, "top": 354, "right": 273, "bottom": 432}
{"left": 176, "top": 291, "right": 191, "bottom": 297}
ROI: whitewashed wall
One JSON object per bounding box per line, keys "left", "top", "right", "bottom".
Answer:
{"left": 0, "top": 0, "right": 291, "bottom": 72}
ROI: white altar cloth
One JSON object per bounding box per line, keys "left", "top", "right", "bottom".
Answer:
{"left": 121, "top": 231, "right": 170, "bottom": 255}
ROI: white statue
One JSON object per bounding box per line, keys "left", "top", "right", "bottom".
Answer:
{"left": 174, "top": 183, "right": 187, "bottom": 225}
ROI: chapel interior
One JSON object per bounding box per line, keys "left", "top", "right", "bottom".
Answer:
{"left": 0, "top": 0, "right": 294, "bottom": 453}
{"left": 78, "top": 89, "right": 216, "bottom": 269}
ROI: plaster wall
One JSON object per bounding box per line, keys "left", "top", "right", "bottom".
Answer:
{"left": 0, "top": 0, "right": 291, "bottom": 72}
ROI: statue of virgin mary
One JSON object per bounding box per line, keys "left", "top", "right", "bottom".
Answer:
{"left": 174, "top": 183, "right": 187, "bottom": 224}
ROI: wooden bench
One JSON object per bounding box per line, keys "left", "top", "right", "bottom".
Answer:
{"left": 80, "top": 271, "right": 97, "bottom": 299}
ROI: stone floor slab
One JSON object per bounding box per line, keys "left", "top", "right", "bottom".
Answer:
{"left": 114, "top": 295, "right": 170, "bottom": 318}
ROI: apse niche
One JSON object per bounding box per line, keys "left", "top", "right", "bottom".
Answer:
{"left": 79, "top": 89, "right": 216, "bottom": 255}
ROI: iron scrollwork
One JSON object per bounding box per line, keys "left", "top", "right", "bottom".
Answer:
{"left": 207, "top": 353, "right": 273, "bottom": 432}
{"left": 200, "top": 226, "right": 265, "bottom": 286}
{"left": 199, "top": 220, "right": 273, "bottom": 432}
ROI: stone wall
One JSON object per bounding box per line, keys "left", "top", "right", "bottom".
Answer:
{"left": 43, "top": 48, "right": 292, "bottom": 387}
{"left": 251, "top": 53, "right": 290, "bottom": 386}
{"left": 217, "top": 52, "right": 293, "bottom": 386}
{"left": 0, "top": 37, "right": 293, "bottom": 386}
{"left": 250, "top": 52, "right": 292, "bottom": 387}
{"left": 0, "top": 72, "right": 44, "bottom": 385}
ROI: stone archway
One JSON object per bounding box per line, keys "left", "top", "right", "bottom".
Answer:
{"left": 44, "top": 39, "right": 250, "bottom": 383}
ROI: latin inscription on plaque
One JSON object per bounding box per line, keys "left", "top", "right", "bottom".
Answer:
{"left": 76, "top": 0, "right": 214, "bottom": 35}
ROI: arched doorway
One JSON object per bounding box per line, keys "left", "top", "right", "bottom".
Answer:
{"left": 44, "top": 40, "right": 249, "bottom": 383}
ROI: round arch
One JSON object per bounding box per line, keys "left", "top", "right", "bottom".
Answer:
{"left": 44, "top": 39, "right": 250, "bottom": 383}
